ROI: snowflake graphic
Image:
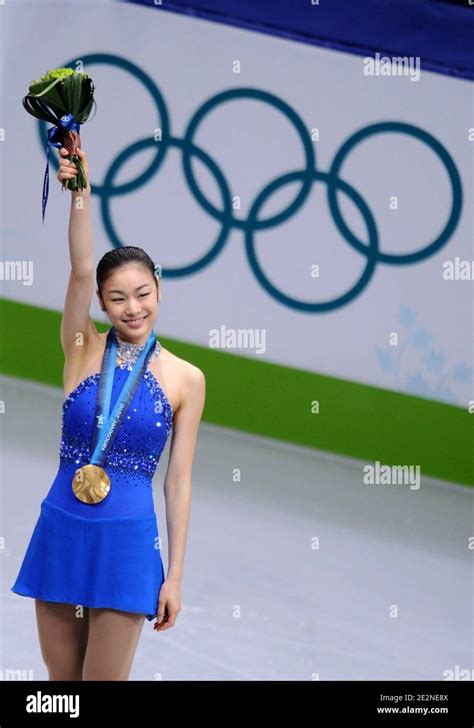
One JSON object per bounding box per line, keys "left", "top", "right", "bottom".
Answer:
{"left": 375, "top": 306, "right": 472, "bottom": 405}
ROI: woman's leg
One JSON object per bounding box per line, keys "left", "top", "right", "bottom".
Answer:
{"left": 35, "top": 599, "right": 89, "bottom": 681}
{"left": 82, "top": 608, "right": 146, "bottom": 681}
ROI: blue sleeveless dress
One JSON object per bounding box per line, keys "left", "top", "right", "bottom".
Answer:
{"left": 11, "top": 360, "right": 173, "bottom": 621}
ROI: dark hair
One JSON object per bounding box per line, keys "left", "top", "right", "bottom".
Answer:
{"left": 96, "top": 246, "right": 157, "bottom": 298}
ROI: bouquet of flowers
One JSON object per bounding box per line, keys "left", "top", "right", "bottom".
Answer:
{"left": 22, "top": 67, "right": 96, "bottom": 220}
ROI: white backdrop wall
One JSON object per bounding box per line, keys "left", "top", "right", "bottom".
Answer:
{"left": 0, "top": 0, "right": 471, "bottom": 407}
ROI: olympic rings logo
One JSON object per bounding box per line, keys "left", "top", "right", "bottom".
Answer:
{"left": 39, "top": 53, "right": 463, "bottom": 312}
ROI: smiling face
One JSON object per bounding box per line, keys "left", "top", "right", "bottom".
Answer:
{"left": 97, "top": 263, "right": 160, "bottom": 344}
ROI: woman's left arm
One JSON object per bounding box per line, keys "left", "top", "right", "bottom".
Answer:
{"left": 154, "top": 364, "right": 206, "bottom": 631}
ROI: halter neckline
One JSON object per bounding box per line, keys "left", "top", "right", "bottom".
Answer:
{"left": 114, "top": 329, "right": 161, "bottom": 371}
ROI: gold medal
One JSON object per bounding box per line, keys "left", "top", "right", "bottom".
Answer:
{"left": 72, "top": 464, "right": 111, "bottom": 504}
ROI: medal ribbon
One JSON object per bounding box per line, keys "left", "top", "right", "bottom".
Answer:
{"left": 89, "top": 326, "right": 157, "bottom": 467}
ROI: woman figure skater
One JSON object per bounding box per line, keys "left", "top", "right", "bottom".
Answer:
{"left": 11, "top": 146, "right": 206, "bottom": 680}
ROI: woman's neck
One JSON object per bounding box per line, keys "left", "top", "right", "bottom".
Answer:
{"left": 115, "top": 331, "right": 149, "bottom": 347}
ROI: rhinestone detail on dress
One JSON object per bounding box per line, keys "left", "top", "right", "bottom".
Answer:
{"left": 116, "top": 333, "right": 161, "bottom": 371}
{"left": 59, "top": 338, "right": 173, "bottom": 481}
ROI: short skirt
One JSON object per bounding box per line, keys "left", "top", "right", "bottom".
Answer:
{"left": 11, "top": 499, "right": 165, "bottom": 621}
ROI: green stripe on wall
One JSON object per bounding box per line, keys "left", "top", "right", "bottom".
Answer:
{"left": 1, "top": 298, "right": 472, "bottom": 487}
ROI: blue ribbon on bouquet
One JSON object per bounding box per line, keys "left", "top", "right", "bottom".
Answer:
{"left": 42, "top": 112, "right": 80, "bottom": 224}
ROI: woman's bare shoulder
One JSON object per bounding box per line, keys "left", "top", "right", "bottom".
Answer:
{"left": 158, "top": 347, "right": 205, "bottom": 412}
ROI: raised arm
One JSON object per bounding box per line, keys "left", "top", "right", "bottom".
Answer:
{"left": 57, "top": 147, "right": 100, "bottom": 364}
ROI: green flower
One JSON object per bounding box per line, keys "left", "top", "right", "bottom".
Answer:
{"left": 42, "top": 68, "right": 74, "bottom": 80}
{"left": 30, "top": 67, "right": 89, "bottom": 86}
